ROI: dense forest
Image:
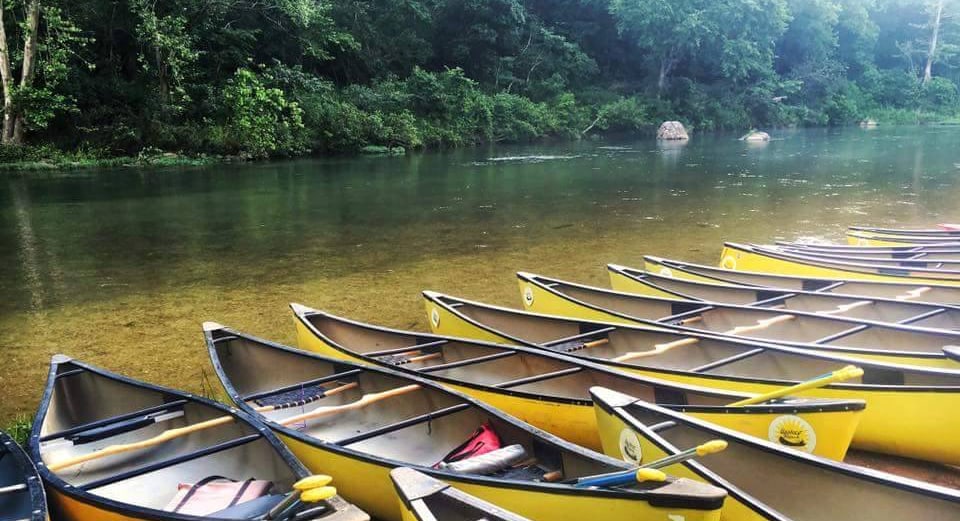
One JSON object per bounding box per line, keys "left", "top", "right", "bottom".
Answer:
{"left": 0, "top": 0, "right": 959, "bottom": 163}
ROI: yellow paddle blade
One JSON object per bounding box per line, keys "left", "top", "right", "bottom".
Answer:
{"left": 294, "top": 475, "right": 333, "bottom": 490}
{"left": 635, "top": 468, "right": 667, "bottom": 483}
{"left": 301, "top": 486, "right": 337, "bottom": 503}
{"left": 695, "top": 440, "right": 728, "bottom": 457}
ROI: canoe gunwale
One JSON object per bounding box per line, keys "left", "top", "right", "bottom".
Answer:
{"left": 592, "top": 387, "right": 960, "bottom": 504}
{"left": 422, "top": 291, "right": 960, "bottom": 392}
{"left": 607, "top": 263, "right": 960, "bottom": 321}
{"left": 205, "top": 324, "right": 726, "bottom": 507}
{"left": 27, "top": 356, "right": 311, "bottom": 521}
{"left": 291, "top": 305, "right": 866, "bottom": 415}
{"left": 1, "top": 430, "right": 46, "bottom": 521}
{"left": 520, "top": 271, "right": 960, "bottom": 360}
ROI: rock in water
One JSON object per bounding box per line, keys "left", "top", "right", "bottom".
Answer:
{"left": 741, "top": 130, "right": 770, "bottom": 142}
{"left": 657, "top": 121, "right": 689, "bottom": 140}
{"left": 860, "top": 119, "right": 878, "bottom": 128}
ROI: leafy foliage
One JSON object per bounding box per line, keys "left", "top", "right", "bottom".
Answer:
{"left": 2, "top": 0, "right": 960, "bottom": 161}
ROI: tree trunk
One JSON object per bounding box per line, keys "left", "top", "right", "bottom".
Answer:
{"left": 11, "top": 0, "right": 42, "bottom": 144}
{"left": 0, "top": 2, "right": 15, "bottom": 143}
{"left": 657, "top": 50, "right": 678, "bottom": 94}
{"left": 923, "top": 0, "right": 945, "bottom": 86}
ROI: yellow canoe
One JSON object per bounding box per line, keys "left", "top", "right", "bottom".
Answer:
{"left": 1, "top": 430, "right": 45, "bottom": 521}
{"left": 422, "top": 291, "right": 960, "bottom": 464}
{"left": 721, "top": 242, "right": 960, "bottom": 283}
{"left": 391, "top": 467, "right": 534, "bottom": 521}
{"left": 517, "top": 271, "right": 960, "bottom": 368}
{"left": 773, "top": 242, "right": 960, "bottom": 262}
{"left": 591, "top": 387, "right": 960, "bottom": 521}
{"left": 848, "top": 226, "right": 960, "bottom": 247}
{"left": 644, "top": 255, "right": 960, "bottom": 305}
{"left": 607, "top": 263, "right": 960, "bottom": 330}
{"left": 291, "top": 303, "right": 863, "bottom": 459}
{"left": 29, "top": 355, "right": 368, "bottom": 521}
{"left": 205, "top": 323, "right": 727, "bottom": 521}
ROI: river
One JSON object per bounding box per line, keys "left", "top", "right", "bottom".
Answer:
{"left": 2, "top": 125, "right": 959, "bottom": 424}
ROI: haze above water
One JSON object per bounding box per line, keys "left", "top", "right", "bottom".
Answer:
{"left": 1, "top": 126, "right": 959, "bottom": 422}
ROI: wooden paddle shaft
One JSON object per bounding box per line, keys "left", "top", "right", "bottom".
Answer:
{"left": 280, "top": 384, "right": 422, "bottom": 426}
{"left": 611, "top": 337, "right": 698, "bottom": 363}
{"left": 896, "top": 286, "right": 932, "bottom": 301}
{"left": 818, "top": 300, "right": 873, "bottom": 315}
{"left": 725, "top": 314, "right": 794, "bottom": 335}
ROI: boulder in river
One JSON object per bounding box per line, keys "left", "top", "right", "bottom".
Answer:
{"left": 740, "top": 130, "right": 770, "bottom": 142}
{"left": 657, "top": 121, "right": 689, "bottom": 140}
{"left": 859, "top": 119, "right": 878, "bottom": 128}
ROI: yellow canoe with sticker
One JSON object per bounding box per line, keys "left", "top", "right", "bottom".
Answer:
{"left": 643, "top": 255, "right": 960, "bottom": 306}
{"left": 720, "top": 242, "right": 960, "bottom": 284}
{"left": 291, "top": 303, "right": 863, "bottom": 460}
{"left": 591, "top": 387, "right": 960, "bottom": 521}
{"left": 206, "top": 322, "right": 728, "bottom": 521}
{"left": 516, "top": 271, "right": 960, "bottom": 369}
{"left": 421, "top": 290, "right": 960, "bottom": 465}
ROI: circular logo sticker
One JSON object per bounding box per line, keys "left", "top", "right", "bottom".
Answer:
{"left": 618, "top": 428, "right": 643, "bottom": 465}
{"left": 430, "top": 308, "right": 440, "bottom": 328}
{"left": 721, "top": 255, "right": 737, "bottom": 270}
{"left": 523, "top": 286, "right": 535, "bottom": 307}
{"left": 658, "top": 266, "right": 673, "bottom": 277}
{"left": 768, "top": 415, "right": 816, "bottom": 453}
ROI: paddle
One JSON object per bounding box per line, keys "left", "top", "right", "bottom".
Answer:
{"left": 572, "top": 440, "right": 727, "bottom": 488}
{"left": 47, "top": 383, "right": 420, "bottom": 472}
{"left": 728, "top": 365, "right": 863, "bottom": 407}
{"left": 263, "top": 475, "right": 336, "bottom": 520}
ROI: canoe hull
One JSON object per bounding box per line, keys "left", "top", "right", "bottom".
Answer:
{"left": 298, "top": 316, "right": 858, "bottom": 459}
{"left": 280, "top": 434, "right": 722, "bottom": 521}
{"left": 643, "top": 256, "right": 960, "bottom": 306}
{"left": 720, "top": 244, "right": 960, "bottom": 285}
{"left": 592, "top": 391, "right": 960, "bottom": 521}
{"left": 520, "top": 275, "right": 959, "bottom": 370}
{"left": 424, "top": 295, "right": 960, "bottom": 465}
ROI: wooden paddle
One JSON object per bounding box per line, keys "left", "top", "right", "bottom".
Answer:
{"left": 278, "top": 384, "right": 421, "bottom": 426}
{"left": 729, "top": 365, "right": 863, "bottom": 406}
{"left": 895, "top": 287, "right": 932, "bottom": 301}
{"left": 47, "top": 383, "right": 417, "bottom": 472}
{"left": 724, "top": 314, "right": 795, "bottom": 335}
{"left": 817, "top": 300, "right": 874, "bottom": 315}
{"left": 611, "top": 337, "right": 699, "bottom": 363}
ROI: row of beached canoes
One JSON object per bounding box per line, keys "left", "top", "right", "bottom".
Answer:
{"left": 6, "top": 223, "right": 960, "bottom": 521}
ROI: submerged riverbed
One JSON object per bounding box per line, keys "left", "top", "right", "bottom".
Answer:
{"left": 2, "top": 126, "right": 960, "bottom": 425}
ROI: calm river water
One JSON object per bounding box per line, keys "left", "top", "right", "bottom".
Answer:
{"left": 2, "top": 126, "right": 959, "bottom": 423}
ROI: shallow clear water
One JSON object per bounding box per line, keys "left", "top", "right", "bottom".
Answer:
{"left": 2, "top": 126, "right": 960, "bottom": 422}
